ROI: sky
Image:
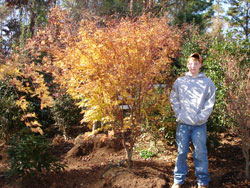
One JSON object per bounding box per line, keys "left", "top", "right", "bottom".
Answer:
{"left": 221, "top": 2, "right": 230, "bottom": 13}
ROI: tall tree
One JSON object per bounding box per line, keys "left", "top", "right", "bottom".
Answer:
{"left": 4, "top": 0, "right": 56, "bottom": 47}
{"left": 0, "top": 1, "right": 15, "bottom": 53}
{"left": 209, "top": 0, "right": 225, "bottom": 39}
{"left": 226, "top": 0, "right": 250, "bottom": 39}
{"left": 59, "top": 0, "right": 95, "bottom": 21}
{"left": 58, "top": 0, "right": 214, "bottom": 27}
{"left": 0, "top": 1, "right": 13, "bottom": 21}
{"left": 164, "top": 0, "right": 214, "bottom": 32}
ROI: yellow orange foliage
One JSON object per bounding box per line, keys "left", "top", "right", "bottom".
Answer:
{"left": 47, "top": 13, "right": 182, "bottom": 165}
{"left": 53, "top": 15, "right": 181, "bottom": 126}
{"left": 0, "top": 7, "right": 77, "bottom": 134}
{"left": 0, "top": 43, "right": 54, "bottom": 135}
{"left": 1, "top": 7, "right": 182, "bottom": 165}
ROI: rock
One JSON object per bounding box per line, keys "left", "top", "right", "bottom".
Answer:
{"left": 74, "top": 133, "right": 86, "bottom": 145}
{"left": 67, "top": 133, "right": 123, "bottom": 158}
{"left": 66, "top": 140, "right": 94, "bottom": 158}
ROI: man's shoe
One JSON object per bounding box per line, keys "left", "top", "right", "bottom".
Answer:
{"left": 198, "top": 185, "right": 208, "bottom": 188}
{"left": 171, "top": 183, "right": 181, "bottom": 188}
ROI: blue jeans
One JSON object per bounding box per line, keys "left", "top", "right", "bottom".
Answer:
{"left": 173, "top": 123, "right": 210, "bottom": 186}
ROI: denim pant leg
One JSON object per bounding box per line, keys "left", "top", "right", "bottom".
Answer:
{"left": 191, "top": 124, "right": 210, "bottom": 186}
{"left": 174, "top": 124, "right": 191, "bottom": 185}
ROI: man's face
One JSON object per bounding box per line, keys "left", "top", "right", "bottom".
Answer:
{"left": 187, "top": 58, "right": 201, "bottom": 76}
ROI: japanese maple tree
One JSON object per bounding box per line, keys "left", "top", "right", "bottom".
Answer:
{"left": 52, "top": 15, "right": 182, "bottom": 166}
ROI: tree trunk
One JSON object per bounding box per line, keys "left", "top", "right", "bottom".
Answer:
{"left": 148, "top": 0, "right": 153, "bottom": 9}
{"left": 245, "top": 1, "right": 249, "bottom": 40}
{"left": 244, "top": 149, "right": 249, "bottom": 179}
{"left": 242, "top": 127, "right": 250, "bottom": 179}
{"left": 29, "top": 0, "right": 37, "bottom": 37}
{"left": 122, "top": 129, "right": 135, "bottom": 168}
{"left": 126, "top": 147, "right": 133, "bottom": 168}
{"left": 129, "top": 0, "right": 134, "bottom": 15}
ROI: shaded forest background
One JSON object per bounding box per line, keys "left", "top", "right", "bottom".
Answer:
{"left": 0, "top": 0, "right": 249, "bottom": 184}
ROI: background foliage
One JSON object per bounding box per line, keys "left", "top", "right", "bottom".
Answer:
{"left": 7, "top": 128, "right": 64, "bottom": 176}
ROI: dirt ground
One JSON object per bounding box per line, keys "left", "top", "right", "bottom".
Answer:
{"left": 0, "top": 131, "right": 249, "bottom": 188}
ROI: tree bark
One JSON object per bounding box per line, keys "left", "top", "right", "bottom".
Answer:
{"left": 29, "top": 0, "right": 37, "bottom": 37}
{"left": 126, "top": 147, "right": 133, "bottom": 168}
{"left": 129, "top": 0, "right": 134, "bottom": 15}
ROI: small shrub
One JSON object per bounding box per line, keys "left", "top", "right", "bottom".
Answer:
{"left": 162, "top": 128, "right": 176, "bottom": 146}
{"left": 207, "top": 133, "right": 220, "bottom": 152}
{"left": 0, "top": 81, "right": 26, "bottom": 141}
{"left": 139, "top": 150, "right": 155, "bottom": 159}
{"left": 51, "top": 94, "right": 82, "bottom": 138}
{"left": 7, "top": 128, "right": 64, "bottom": 176}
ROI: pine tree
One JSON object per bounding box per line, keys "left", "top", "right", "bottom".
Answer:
{"left": 209, "top": 0, "right": 225, "bottom": 39}
{"left": 226, "top": 0, "right": 249, "bottom": 39}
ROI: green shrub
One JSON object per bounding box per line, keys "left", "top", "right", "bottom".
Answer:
{"left": 205, "top": 37, "right": 232, "bottom": 131}
{"left": 0, "top": 81, "right": 26, "bottom": 141}
{"left": 141, "top": 86, "right": 178, "bottom": 147}
{"left": 160, "top": 126, "right": 176, "bottom": 146}
{"left": 139, "top": 150, "right": 155, "bottom": 159}
{"left": 51, "top": 94, "right": 82, "bottom": 138}
{"left": 7, "top": 128, "right": 64, "bottom": 176}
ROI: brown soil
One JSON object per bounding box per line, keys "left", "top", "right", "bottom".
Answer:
{"left": 0, "top": 131, "right": 249, "bottom": 188}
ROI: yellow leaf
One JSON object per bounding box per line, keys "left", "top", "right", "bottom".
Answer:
{"left": 16, "top": 97, "right": 28, "bottom": 111}
{"left": 31, "top": 120, "right": 42, "bottom": 127}
{"left": 31, "top": 127, "right": 44, "bottom": 135}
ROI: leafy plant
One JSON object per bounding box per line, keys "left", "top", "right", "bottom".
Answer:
{"left": 51, "top": 94, "right": 82, "bottom": 138}
{"left": 223, "top": 50, "right": 250, "bottom": 179}
{"left": 139, "top": 150, "right": 155, "bottom": 159}
{"left": 49, "top": 14, "right": 182, "bottom": 167}
{"left": 0, "top": 51, "right": 54, "bottom": 134}
{"left": 7, "top": 129, "right": 64, "bottom": 177}
{"left": 0, "top": 80, "right": 26, "bottom": 141}
{"left": 163, "top": 128, "right": 176, "bottom": 146}
{"left": 140, "top": 86, "right": 177, "bottom": 147}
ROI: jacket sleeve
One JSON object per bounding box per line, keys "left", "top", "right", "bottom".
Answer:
{"left": 198, "top": 81, "right": 216, "bottom": 122}
{"left": 170, "top": 80, "right": 181, "bottom": 119}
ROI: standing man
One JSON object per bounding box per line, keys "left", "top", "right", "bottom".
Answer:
{"left": 170, "top": 53, "right": 216, "bottom": 188}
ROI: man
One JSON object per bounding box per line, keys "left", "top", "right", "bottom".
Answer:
{"left": 170, "top": 53, "right": 216, "bottom": 188}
